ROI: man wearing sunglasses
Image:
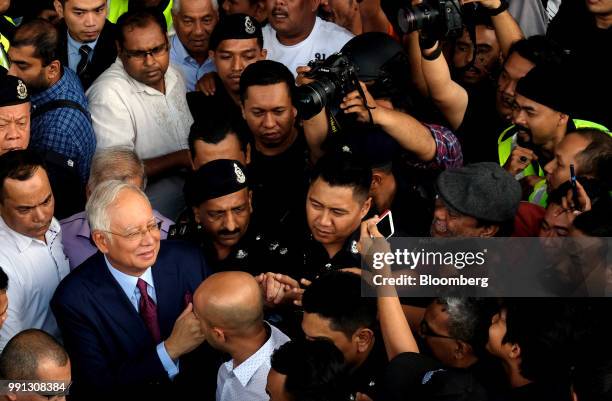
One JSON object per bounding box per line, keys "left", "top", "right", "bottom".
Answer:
{"left": 87, "top": 8, "right": 193, "bottom": 220}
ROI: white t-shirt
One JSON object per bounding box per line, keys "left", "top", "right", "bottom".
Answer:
{"left": 263, "top": 17, "right": 354, "bottom": 77}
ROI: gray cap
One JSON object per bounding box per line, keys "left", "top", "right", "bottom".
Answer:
{"left": 436, "top": 163, "right": 521, "bottom": 223}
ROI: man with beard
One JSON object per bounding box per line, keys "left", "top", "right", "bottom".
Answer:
{"left": 263, "top": 0, "right": 353, "bottom": 76}
{"left": 8, "top": 19, "right": 96, "bottom": 218}
{"left": 0, "top": 150, "right": 70, "bottom": 351}
{"left": 183, "top": 159, "right": 293, "bottom": 274}
{"left": 55, "top": 0, "right": 118, "bottom": 90}
{"left": 170, "top": 0, "right": 218, "bottom": 91}
{"left": 87, "top": 9, "right": 193, "bottom": 219}
{"left": 498, "top": 64, "right": 609, "bottom": 206}
{"left": 186, "top": 13, "right": 266, "bottom": 143}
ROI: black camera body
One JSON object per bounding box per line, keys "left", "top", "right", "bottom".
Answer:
{"left": 294, "top": 53, "right": 360, "bottom": 120}
{"left": 398, "top": 0, "right": 463, "bottom": 38}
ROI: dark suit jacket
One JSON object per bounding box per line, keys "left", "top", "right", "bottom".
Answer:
{"left": 51, "top": 240, "right": 219, "bottom": 401}
{"left": 57, "top": 20, "right": 117, "bottom": 90}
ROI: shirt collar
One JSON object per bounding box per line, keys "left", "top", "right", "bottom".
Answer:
{"left": 67, "top": 30, "right": 100, "bottom": 57}
{"left": 171, "top": 34, "right": 193, "bottom": 64}
{"left": 224, "top": 322, "right": 276, "bottom": 387}
{"left": 0, "top": 216, "right": 60, "bottom": 253}
{"left": 104, "top": 255, "right": 155, "bottom": 301}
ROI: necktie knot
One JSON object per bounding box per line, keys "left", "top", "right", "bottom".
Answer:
{"left": 136, "top": 278, "right": 148, "bottom": 296}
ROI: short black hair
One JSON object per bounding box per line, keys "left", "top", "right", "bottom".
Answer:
{"left": 116, "top": 8, "right": 167, "bottom": 48}
{"left": 570, "top": 128, "right": 612, "bottom": 180}
{"left": 188, "top": 118, "right": 247, "bottom": 160}
{"left": 310, "top": 150, "right": 372, "bottom": 204}
{"left": 0, "top": 266, "right": 7, "bottom": 292}
{"left": 271, "top": 339, "right": 351, "bottom": 401}
{"left": 506, "top": 35, "right": 565, "bottom": 68}
{"left": 239, "top": 60, "right": 295, "bottom": 104}
{"left": 548, "top": 177, "right": 609, "bottom": 207}
{"left": 0, "top": 329, "right": 69, "bottom": 380}
{"left": 0, "top": 150, "right": 46, "bottom": 203}
{"left": 501, "top": 300, "right": 577, "bottom": 385}
{"left": 302, "top": 271, "right": 377, "bottom": 339}
{"left": 573, "top": 196, "right": 612, "bottom": 237}
{"left": 12, "top": 19, "right": 60, "bottom": 66}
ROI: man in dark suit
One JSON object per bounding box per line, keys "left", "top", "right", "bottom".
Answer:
{"left": 54, "top": 0, "right": 117, "bottom": 89}
{"left": 51, "top": 180, "right": 217, "bottom": 400}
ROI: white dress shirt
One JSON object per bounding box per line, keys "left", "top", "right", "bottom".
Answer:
{"left": 216, "top": 323, "right": 290, "bottom": 401}
{"left": 0, "top": 217, "right": 70, "bottom": 351}
{"left": 86, "top": 58, "right": 194, "bottom": 159}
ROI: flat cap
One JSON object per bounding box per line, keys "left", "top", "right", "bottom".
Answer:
{"left": 436, "top": 162, "right": 521, "bottom": 223}
{"left": 0, "top": 75, "right": 30, "bottom": 107}
{"left": 209, "top": 14, "right": 262, "bottom": 51}
{"left": 184, "top": 159, "right": 248, "bottom": 207}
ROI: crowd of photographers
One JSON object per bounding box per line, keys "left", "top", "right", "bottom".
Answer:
{"left": 0, "top": 0, "right": 610, "bottom": 400}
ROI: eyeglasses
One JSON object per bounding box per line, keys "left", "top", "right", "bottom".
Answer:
{"left": 101, "top": 219, "right": 162, "bottom": 242}
{"left": 123, "top": 43, "right": 169, "bottom": 60}
{"left": 420, "top": 319, "right": 456, "bottom": 340}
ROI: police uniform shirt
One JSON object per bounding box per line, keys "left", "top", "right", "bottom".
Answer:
{"left": 303, "top": 228, "right": 362, "bottom": 280}
{"left": 186, "top": 77, "right": 252, "bottom": 144}
{"left": 249, "top": 131, "right": 311, "bottom": 247}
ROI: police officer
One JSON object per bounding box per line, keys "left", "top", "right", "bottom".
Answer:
{"left": 174, "top": 159, "right": 297, "bottom": 275}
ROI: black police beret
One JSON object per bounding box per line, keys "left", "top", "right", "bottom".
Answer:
{"left": 209, "top": 14, "right": 262, "bottom": 51}
{"left": 184, "top": 159, "right": 248, "bottom": 207}
{"left": 0, "top": 75, "right": 30, "bottom": 107}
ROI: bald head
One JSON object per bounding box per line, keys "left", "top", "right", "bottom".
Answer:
{"left": 194, "top": 271, "right": 263, "bottom": 332}
{"left": 0, "top": 329, "right": 69, "bottom": 380}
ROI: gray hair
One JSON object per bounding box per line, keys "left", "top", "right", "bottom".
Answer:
{"left": 87, "top": 147, "right": 146, "bottom": 192}
{"left": 172, "top": 0, "right": 219, "bottom": 14}
{"left": 439, "top": 297, "right": 481, "bottom": 343}
{"left": 86, "top": 180, "right": 149, "bottom": 236}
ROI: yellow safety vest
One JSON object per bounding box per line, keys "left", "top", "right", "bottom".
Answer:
{"left": 0, "top": 16, "right": 15, "bottom": 69}
{"left": 497, "top": 119, "right": 610, "bottom": 207}
{"left": 107, "top": 0, "right": 174, "bottom": 31}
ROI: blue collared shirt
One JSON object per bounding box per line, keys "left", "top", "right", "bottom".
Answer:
{"left": 67, "top": 31, "right": 99, "bottom": 72}
{"left": 104, "top": 257, "right": 179, "bottom": 379}
{"left": 30, "top": 67, "right": 96, "bottom": 182}
{"left": 170, "top": 34, "right": 215, "bottom": 92}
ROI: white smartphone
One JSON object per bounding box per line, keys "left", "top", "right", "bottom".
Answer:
{"left": 376, "top": 210, "right": 395, "bottom": 239}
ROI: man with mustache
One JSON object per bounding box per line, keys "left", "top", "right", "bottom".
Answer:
{"left": 498, "top": 64, "right": 608, "bottom": 206}
{"left": 0, "top": 149, "right": 70, "bottom": 351}
{"left": 183, "top": 159, "right": 292, "bottom": 274}
{"left": 87, "top": 8, "right": 193, "bottom": 220}
{"left": 170, "top": 0, "right": 218, "bottom": 91}
{"left": 263, "top": 0, "right": 353, "bottom": 76}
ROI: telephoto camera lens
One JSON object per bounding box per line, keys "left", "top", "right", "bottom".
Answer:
{"left": 295, "top": 77, "right": 339, "bottom": 120}
{"left": 397, "top": 2, "right": 440, "bottom": 34}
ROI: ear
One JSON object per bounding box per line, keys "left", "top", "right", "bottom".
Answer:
{"left": 212, "top": 327, "right": 226, "bottom": 342}
{"left": 47, "top": 60, "right": 61, "bottom": 80}
{"left": 359, "top": 197, "right": 372, "bottom": 220}
{"left": 209, "top": 50, "right": 215, "bottom": 61}
{"left": 291, "top": 105, "right": 297, "bottom": 120}
{"left": 261, "top": 48, "right": 267, "bottom": 60}
{"left": 478, "top": 224, "right": 499, "bottom": 238}
{"left": 192, "top": 206, "right": 202, "bottom": 224}
{"left": 370, "top": 172, "right": 383, "bottom": 192}
{"left": 508, "top": 342, "right": 521, "bottom": 360}
{"left": 354, "top": 328, "right": 374, "bottom": 353}
{"left": 454, "top": 340, "right": 473, "bottom": 360}
{"left": 559, "top": 112, "right": 570, "bottom": 127}
{"left": 91, "top": 231, "right": 110, "bottom": 254}
{"left": 116, "top": 40, "right": 123, "bottom": 56}
{"left": 245, "top": 143, "right": 252, "bottom": 165}
{"left": 311, "top": 0, "right": 321, "bottom": 12}
{"left": 241, "top": 103, "right": 246, "bottom": 120}
{"left": 248, "top": 190, "right": 253, "bottom": 213}
{"left": 54, "top": 0, "right": 64, "bottom": 18}
{"left": 189, "top": 151, "right": 196, "bottom": 170}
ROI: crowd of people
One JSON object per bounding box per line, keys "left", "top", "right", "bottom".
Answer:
{"left": 0, "top": 0, "right": 610, "bottom": 400}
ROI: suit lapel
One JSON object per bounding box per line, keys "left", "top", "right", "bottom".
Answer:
{"left": 152, "top": 255, "right": 180, "bottom": 338}
{"left": 89, "top": 254, "right": 155, "bottom": 346}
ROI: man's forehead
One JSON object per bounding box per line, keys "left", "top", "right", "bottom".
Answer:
{"left": 310, "top": 181, "right": 360, "bottom": 207}
{"left": 0, "top": 103, "right": 31, "bottom": 118}
{"left": 66, "top": 0, "right": 107, "bottom": 10}
{"left": 216, "top": 39, "right": 260, "bottom": 52}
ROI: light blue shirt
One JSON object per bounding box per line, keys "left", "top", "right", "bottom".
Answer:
{"left": 67, "top": 32, "right": 99, "bottom": 72}
{"left": 104, "top": 257, "right": 179, "bottom": 379}
{"left": 170, "top": 34, "right": 216, "bottom": 92}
